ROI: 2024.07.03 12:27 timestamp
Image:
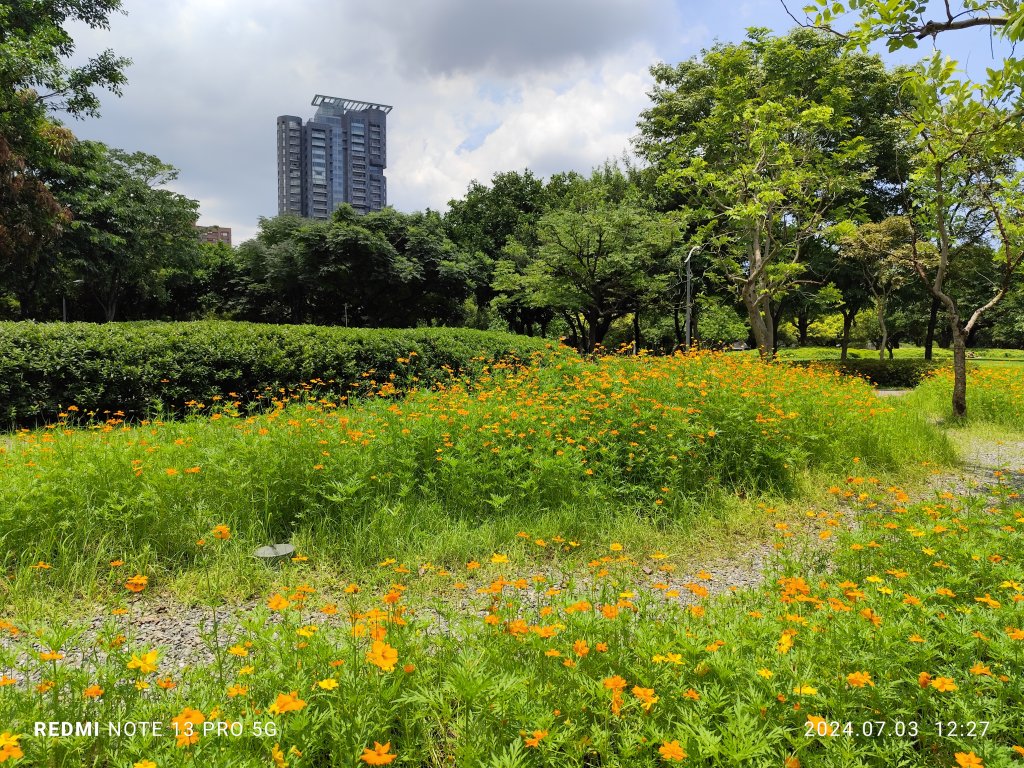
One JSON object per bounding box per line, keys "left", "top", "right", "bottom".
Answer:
{"left": 806, "top": 720, "right": 991, "bottom": 739}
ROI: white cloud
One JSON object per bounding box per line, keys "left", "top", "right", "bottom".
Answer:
{"left": 62, "top": 1, "right": 685, "bottom": 242}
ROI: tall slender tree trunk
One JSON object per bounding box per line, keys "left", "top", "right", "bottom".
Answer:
{"left": 924, "top": 296, "right": 939, "bottom": 361}
{"left": 632, "top": 311, "right": 641, "bottom": 354}
{"left": 876, "top": 298, "right": 887, "bottom": 362}
{"left": 742, "top": 286, "right": 774, "bottom": 362}
{"left": 951, "top": 324, "right": 967, "bottom": 419}
{"left": 840, "top": 309, "right": 854, "bottom": 361}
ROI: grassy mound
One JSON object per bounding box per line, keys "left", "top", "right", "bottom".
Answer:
{"left": 0, "top": 352, "right": 954, "bottom": 589}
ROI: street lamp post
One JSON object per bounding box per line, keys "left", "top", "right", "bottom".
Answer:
{"left": 684, "top": 246, "right": 700, "bottom": 350}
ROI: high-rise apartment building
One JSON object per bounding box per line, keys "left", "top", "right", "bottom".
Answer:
{"left": 277, "top": 95, "right": 391, "bottom": 219}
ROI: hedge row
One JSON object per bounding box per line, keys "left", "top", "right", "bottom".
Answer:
{"left": 0, "top": 322, "right": 559, "bottom": 428}
{"left": 789, "top": 358, "right": 943, "bottom": 388}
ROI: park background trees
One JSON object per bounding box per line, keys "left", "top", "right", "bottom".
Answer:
{"left": 1, "top": 0, "right": 1022, "bottom": 421}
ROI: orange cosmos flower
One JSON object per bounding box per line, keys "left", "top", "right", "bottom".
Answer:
{"left": 227, "top": 685, "right": 248, "bottom": 697}
{"left": 931, "top": 677, "right": 957, "bottom": 692}
{"left": 523, "top": 730, "right": 548, "bottom": 748}
{"left": 359, "top": 741, "right": 396, "bottom": 765}
{"left": 0, "top": 732, "right": 24, "bottom": 763}
{"left": 601, "top": 673, "right": 628, "bottom": 690}
{"left": 954, "top": 752, "right": 983, "bottom": 767}
{"left": 366, "top": 640, "right": 399, "bottom": 672}
{"left": 83, "top": 684, "right": 103, "bottom": 698}
{"left": 846, "top": 671, "right": 874, "bottom": 688}
{"left": 632, "top": 686, "right": 659, "bottom": 711}
{"left": 124, "top": 574, "right": 148, "bottom": 592}
{"left": 171, "top": 707, "right": 205, "bottom": 747}
{"left": 267, "top": 691, "right": 306, "bottom": 715}
{"left": 267, "top": 593, "right": 290, "bottom": 611}
{"left": 39, "top": 651, "right": 64, "bottom": 661}
{"left": 211, "top": 524, "right": 230, "bottom": 540}
{"left": 658, "top": 740, "right": 687, "bottom": 761}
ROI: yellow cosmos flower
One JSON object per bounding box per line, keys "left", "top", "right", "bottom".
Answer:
{"left": 127, "top": 649, "right": 159, "bottom": 674}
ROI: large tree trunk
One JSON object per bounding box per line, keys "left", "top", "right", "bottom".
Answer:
{"left": 796, "top": 310, "right": 810, "bottom": 346}
{"left": 742, "top": 285, "right": 774, "bottom": 362}
{"left": 672, "top": 301, "right": 683, "bottom": 349}
{"left": 771, "top": 306, "right": 782, "bottom": 356}
{"left": 632, "top": 311, "right": 641, "bottom": 354}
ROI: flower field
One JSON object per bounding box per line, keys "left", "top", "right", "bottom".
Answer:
{"left": 0, "top": 352, "right": 951, "bottom": 593}
{"left": 1, "top": 476, "right": 1022, "bottom": 766}
{"left": 1, "top": 353, "right": 1021, "bottom": 767}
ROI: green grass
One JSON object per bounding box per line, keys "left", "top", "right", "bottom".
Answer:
{"left": 901, "top": 366, "right": 1024, "bottom": 429}
{"left": 0, "top": 352, "right": 954, "bottom": 600}
{"left": 773, "top": 345, "right": 1024, "bottom": 365}
{"left": 1, "top": 476, "right": 1021, "bottom": 766}
{"left": 3, "top": 354, "right": 1024, "bottom": 767}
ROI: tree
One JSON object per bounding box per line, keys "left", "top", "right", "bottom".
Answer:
{"left": 502, "top": 173, "right": 676, "bottom": 354}
{"left": 444, "top": 170, "right": 551, "bottom": 333}
{"left": 0, "top": 0, "right": 130, "bottom": 275}
{"left": 902, "top": 57, "right": 1024, "bottom": 416}
{"left": 233, "top": 207, "right": 473, "bottom": 328}
{"left": 838, "top": 217, "right": 917, "bottom": 359}
{"left": 641, "top": 32, "right": 874, "bottom": 360}
{"left": 790, "top": 0, "right": 1024, "bottom": 50}
{"left": 56, "top": 143, "right": 200, "bottom": 321}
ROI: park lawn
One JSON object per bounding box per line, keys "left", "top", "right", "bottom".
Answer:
{"left": 3, "top": 355, "right": 1023, "bottom": 766}
{"left": 773, "top": 346, "right": 1024, "bottom": 365}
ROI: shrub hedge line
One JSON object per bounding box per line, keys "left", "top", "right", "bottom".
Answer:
{"left": 0, "top": 322, "right": 558, "bottom": 428}
{"left": 789, "top": 358, "right": 943, "bottom": 388}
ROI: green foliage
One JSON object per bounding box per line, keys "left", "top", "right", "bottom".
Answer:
{"left": 232, "top": 207, "right": 474, "bottom": 328}
{"left": 0, "top": 0, "right": 130, "bottom": 276}
{"left": 639, "top": 29, "right": 890, "bottom": 359}
{"left": 904, "top": 365, "right": 1024, "bottom": 426}
{"left": 0, "top": 352, "right": 954, "bottom": 582}
{"left": 500, "top": 171, "right": 678, "bottom": 353}
{"left": 792, "top": 358, "right": 943, "bottom": 387}
{"left": 0, "top": 322, "right": 557, "bottom": 428}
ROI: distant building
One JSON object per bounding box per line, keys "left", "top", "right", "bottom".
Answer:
{"left": 196, "top": 225, "right": 232, "bottom": 246}
{"left": 277, "top": 95, "right": 391, "bottom": 219}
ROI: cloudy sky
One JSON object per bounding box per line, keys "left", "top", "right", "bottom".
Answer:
{"left": 64, "top": 0, "right": 1007, "bottom": 243}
